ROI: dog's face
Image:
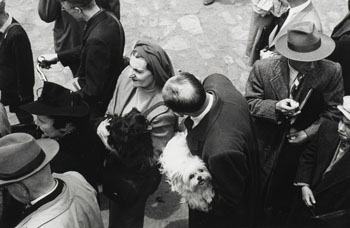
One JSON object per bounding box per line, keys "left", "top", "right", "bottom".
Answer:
{"left": 171, "top": 157, "right": 212, "bottom": 193}
{"left": 106, "top": 108, "right": 153, "bottom": 159}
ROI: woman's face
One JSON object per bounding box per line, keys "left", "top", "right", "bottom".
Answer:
{"left": 129, "top": 55, "right": 156, "bottom": 90}
{"left": 36, "top": 115, "right": 64, "bottom": 139}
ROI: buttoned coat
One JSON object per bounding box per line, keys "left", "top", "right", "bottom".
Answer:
{"left": 288, "top": 120, "right": 350, "bottom": 226}
{"left": 245, "top": 56, "right": 343, "bottom": 187}
{"left": 268, "top": 1, "right": 322, "bottom": 48}
{"left": 15, "top": 172, "right": 103, "bottom": 228}
{"left": 187, "top": 74, "right": 260, "bottom": 228}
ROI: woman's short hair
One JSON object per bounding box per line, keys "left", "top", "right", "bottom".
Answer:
{"left": 49, "top": 115, "right": 88, "bottom": 130}
{"left": 162, "top": 72, "right": 206, "bottom": 113}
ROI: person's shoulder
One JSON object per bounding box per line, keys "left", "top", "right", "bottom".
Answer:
{"left": 318, "top": 59, "right": 342, "bottom": 72}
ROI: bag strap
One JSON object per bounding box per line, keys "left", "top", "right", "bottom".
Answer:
{"left": 142, "top": 101, "right": 168, "bottom": 125}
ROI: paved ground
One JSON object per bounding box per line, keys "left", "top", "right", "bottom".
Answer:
{"left": 5, "top": 0, "right": 349, "bottom": 227}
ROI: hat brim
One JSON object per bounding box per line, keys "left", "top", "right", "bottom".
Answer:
{"left": 21, "top": 100, "right": 89, "bottom": 117}
{"left": 0, "top": 138, "right": 59, "bottom": 185}
{"left": 338, "top": 105, "right": 350, "bottom": 121}
{"left": 275, "top": 33, "right": 335, "bottom": 62}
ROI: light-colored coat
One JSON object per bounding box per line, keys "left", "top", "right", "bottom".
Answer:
{"left": 268, "top": 1, "right": 322, "bottom": 48}
{"left": 15, "top": 172, "right": 103, "bottom": 228}
{"left": 106, "top": 66, "right": 176, "bottom": 159}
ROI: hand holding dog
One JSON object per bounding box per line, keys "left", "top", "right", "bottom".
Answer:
{"left": 97, "top": 119, "right": 113, "bottom": 151}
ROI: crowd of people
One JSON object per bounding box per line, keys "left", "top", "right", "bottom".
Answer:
{"left": 0, "top": 0, "right": 349, "bottom": 227}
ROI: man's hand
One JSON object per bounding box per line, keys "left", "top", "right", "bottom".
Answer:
{"left": 287, "top": 128, "right": 308, "bottom": 144}
{"left": 96, "top": 119, "right": 113, "bottom": 151}
{"left": 301, "top": 186, "right": 316, "bottom": 207}
{"left": 38, "top": 54, "right": 59, "bottom": 68}
{"left": 276, "top": 98, "right": 300, "bottom": 117}
{"left": 260, "top": 48, "right": 278, "bottom": 59}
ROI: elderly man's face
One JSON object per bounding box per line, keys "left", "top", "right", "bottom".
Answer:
{"left": 289, "top": 60, "right": 317, "bottom": 75}
{"left": 338, "top": 116, "right": 350, "bottom": 142}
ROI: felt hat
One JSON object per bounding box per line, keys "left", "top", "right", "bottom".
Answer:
{"left": 275, "top": 21, "right": 335, "bottom": 62}
{"left": 0, "top": 133, "right": 59, "bottom": 185}
{"left": 338, "top": 96, "right": 350, "bottom": 121}
{"left": 21, "top": 81, "right": 89, "bottom": 117}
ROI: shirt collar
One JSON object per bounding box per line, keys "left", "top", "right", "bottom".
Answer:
{"left": 0, "top": 13, "right": 12, "bottom": 33}
{"left": 289, "top": 0, "right": 311, "bottom": 16}
{"left": 191, "top": 93, "right": 214, "bottom": 128}
{"left": 30, "top": 179, "right": 58, "bottom": 205}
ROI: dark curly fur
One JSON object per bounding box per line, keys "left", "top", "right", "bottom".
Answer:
{"left": 106, "top": 108, "right": 154, "bottom": 170}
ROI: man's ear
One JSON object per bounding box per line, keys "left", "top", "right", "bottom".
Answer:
{"left": 73, "top": 6, "right": 82, "bottom": 14}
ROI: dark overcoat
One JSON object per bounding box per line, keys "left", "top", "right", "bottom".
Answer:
{"left": 0, "top": 18, "right": 34, "bottom": 110}
{"left": 58, "top": 10, "right": 125, "bottom": 117}
{"left": 187, "top": 74, "right": 261, "bottom": 228}
{"left": 288, "top": 120, "right": 350, "bottom": 227}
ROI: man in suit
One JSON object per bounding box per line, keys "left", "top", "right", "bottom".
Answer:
{"left": 38, "top": 0, "right": 121, "bottom": 74}
{"left": 289, "top": 96, "right": 350, "bottom": 227}
{"left": 41, "top": 0, "right": 125, "bottom": 119}
{"left": 261, "top": 0, "right": 322, "bottom": 59}
{"left": 0, "top": 0, "right": 34, "bottom": 124}
{"left": 162, "top": 72, "right": 261, "bottom": 228}
{"left": 245, "top": 21, "right": 343, "bottom": 225}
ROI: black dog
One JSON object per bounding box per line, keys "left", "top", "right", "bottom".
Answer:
{"left": 102, "top": 108, "right": 160, "bottom": 204}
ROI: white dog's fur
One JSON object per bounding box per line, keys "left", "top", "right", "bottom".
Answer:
{"left": 159, "top": 131, "right": 215, "bottom": 212}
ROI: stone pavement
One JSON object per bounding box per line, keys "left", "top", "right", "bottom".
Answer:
{"left": 5, "top": 0, "right": 349, "bottom": 227}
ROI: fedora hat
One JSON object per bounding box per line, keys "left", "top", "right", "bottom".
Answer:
{"left": 338, "top": 96, "right": 350, "bottom": 121}
{"left": 0, "top": 133, "right": 59, "bottom": 185}
{"left": 275, "top": 21, "right": 335, "bottom": 62}
{"left": 21, "top": 81, "right": 89, "bottom": 117}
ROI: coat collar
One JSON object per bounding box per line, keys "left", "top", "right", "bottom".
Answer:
{"left": 269, "top": 57, "right": 320, "bottom": 101}
{"left": 83, "top": 9, "right": 106, "bottom": 41}
{"left": 186, "top": 90, "right": 222, "bottom": 155}
{"left": 331, "top": 13, "right": 350, "bottom": 39}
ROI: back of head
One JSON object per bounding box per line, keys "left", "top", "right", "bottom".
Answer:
{"left": 162, "top": 72, "right": 206, "bottom": 114}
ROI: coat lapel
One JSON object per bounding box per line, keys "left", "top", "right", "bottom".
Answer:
{"left": 269, "top": 57, "right": 289, "bottom": 100}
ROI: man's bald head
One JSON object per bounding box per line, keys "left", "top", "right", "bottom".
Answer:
{"left": 162, "top": 72, "right": 206, "bottom": 114}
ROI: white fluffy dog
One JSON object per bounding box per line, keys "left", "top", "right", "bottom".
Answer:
{"left": 159, "top": 131, "right": 215, "bottom": 212}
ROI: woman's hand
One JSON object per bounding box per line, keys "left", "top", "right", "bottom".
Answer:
{"left": 96, "top": 119, "right": 113, "bottom": 151}
{"left": 301, "top": 186, "right": 316, "bottom": 207}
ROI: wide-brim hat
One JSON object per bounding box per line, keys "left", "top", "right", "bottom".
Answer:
{"left": 0, "top": 133, "right": 59, "bottom": 185}
{"left": 276, "top": 21, "right": 335, "bottom": 62}
{"left": 338, "top": 96, "right": 350, "bottom": 121}
{"left": 21, "top": 81, "right": 89, "bottom": 117}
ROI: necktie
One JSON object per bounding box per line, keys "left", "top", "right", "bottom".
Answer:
{"left": 184, "top": 117, "right": 194, "bottom": 131}
{"left": 290, "top": 73, "right": 305, "bottom": 99}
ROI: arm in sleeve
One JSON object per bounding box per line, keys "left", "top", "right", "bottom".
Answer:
{"left": 78, "top": 39, "right": 111, "bottom": 101}
{"left": 245, "top": 62, "right": 280, "bottom": 123}
{"left": 57, "top": 45, "right": 81, "bottom": 67}
{"left": 150, "top": 111, "right": 176, "bottom": 160}
{"left": 11, "top": 30, "right": 34, "bottom": 103}
{"left": 38, "top": 0, "right": 61, "bottom": 22}
{"left": 208, "top": 151, "right": 248, "bottom": 217}
{"left": 304, "top": 63, "right": 343, "bottom": 138}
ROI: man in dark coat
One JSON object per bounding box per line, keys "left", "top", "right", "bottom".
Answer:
{"left": 245, "top": 22, "right": 343, "bottom": 225}
{"left": 163, "top": 72, "right": 261, "bottom": 228}
{"left": 41, "top": 0, "right": 125, "bottom": 119}
{"left": 288, "top": 96, "right": 350, "bottom": 228}
{"left": 327, "top": 0, "right": 350, "bottom": 95}
{"left": 0, "top": 1, "right": 34, "bottom": 124}
{"left": 38, "top": 0, "right": 121, "bottom": 74}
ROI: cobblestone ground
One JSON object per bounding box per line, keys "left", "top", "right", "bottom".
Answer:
{"left": 5, "top": 0, "right": 349, "bottom": 227}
